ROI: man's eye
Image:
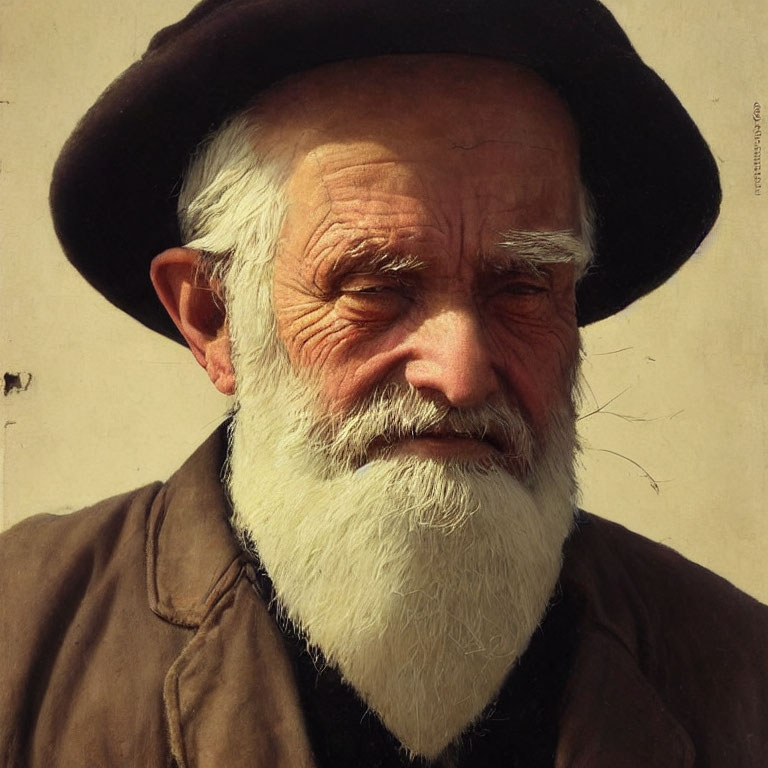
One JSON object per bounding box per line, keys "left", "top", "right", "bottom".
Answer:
{"left": 335, "top": 280, "right": 409, "bottom": 323}
{"left": 495, "top": 279, "right": 548, "bottom": 297}
{"left": 486, "top": 277, "right": 551, "bottom": 319}
{"left": 502, "top": 283, "right": 545, "bottom": 295}
{"left": 347, "top": 284, "right": 392, "bottom": 294}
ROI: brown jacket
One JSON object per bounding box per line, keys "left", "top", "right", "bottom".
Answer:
{"left": 2, "top": 429, "right": 767, "bottom": 767}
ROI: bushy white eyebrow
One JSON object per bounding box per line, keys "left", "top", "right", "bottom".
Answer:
{"left": 492, "top": 230, "right": 591, "bottom": 276}
{"left": 330, "top": 239, "right": 427, "bottom": 276}
{"left": 326, "top": 231, "right": 589, "bottom": 283}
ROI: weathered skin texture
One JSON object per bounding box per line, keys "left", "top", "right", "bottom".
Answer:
{"left": 266, "top": 57, "right": 583, "bottom": 453}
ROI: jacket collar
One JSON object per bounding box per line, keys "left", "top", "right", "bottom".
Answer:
{"left": 145, "top": 425, "right": 242, "bottom": 627}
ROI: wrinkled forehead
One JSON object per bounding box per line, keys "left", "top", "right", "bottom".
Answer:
{"left": 251, "top": 54, "right": 580, "bottom": 170}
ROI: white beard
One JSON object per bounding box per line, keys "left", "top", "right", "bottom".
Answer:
{"left": 227, "top": 348, "right": 579, "bottom": 759}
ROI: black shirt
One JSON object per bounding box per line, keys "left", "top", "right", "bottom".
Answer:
{"left": 251, "top": 564, "right": 580, "bottom": 767}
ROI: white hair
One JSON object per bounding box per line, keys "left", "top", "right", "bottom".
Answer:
{"left": 178, "top": 110, "right": 290, "bottom": 380}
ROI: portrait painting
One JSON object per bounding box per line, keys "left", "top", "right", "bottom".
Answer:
{"left": 1, "top": 0, "right": 766, "bottom": 765}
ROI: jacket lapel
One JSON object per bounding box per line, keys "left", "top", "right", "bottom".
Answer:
{"left": 163, "top": 568, "right": 316, "bottom": 768}
{"left": 145, "top": 428, "right": 241, "bottom": 627}
{"left": 556, "top": 628, "right": 695, "bottom": 768}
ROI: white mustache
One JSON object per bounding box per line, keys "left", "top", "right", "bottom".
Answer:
{"left": 306, "top": 384, "right": 535, "bottom": 474}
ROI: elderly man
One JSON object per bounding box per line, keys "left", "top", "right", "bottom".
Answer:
{"left": 2, "top": 0, "right": 767, "bottom": 766}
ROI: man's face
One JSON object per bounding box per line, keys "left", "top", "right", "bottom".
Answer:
{"left": 269, "top": 56, "right": 583, "bottom": 454}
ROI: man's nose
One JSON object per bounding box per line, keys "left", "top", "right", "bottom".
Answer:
{"left": 403, "top": 308, "right": 500, "bottom": 408}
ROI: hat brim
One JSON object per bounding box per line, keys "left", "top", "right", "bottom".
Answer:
{"left": 50, "top": 0, "right": 721, "bottom": 344}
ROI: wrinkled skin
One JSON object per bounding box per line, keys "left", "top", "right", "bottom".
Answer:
{"left": 268, "top": 57, "right": 582, "bottom": 460}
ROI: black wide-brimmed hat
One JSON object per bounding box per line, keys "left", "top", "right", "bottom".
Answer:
{"left": 51, "top": 0, "right": 721, "bottom": 344}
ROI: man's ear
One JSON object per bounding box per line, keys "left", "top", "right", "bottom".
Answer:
{"left": 150, "top": 248, "right": 235, "bottom": 395}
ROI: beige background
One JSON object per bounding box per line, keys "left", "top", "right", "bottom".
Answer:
{"left": 2, "top": 0, "right": 766, "bottom": 602}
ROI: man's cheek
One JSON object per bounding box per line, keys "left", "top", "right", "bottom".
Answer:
{"left": 276, "top": 300, "right": 364, "bottom": 378}
{"left": 496, "top": 333, "right": 577, "bottom": 424}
